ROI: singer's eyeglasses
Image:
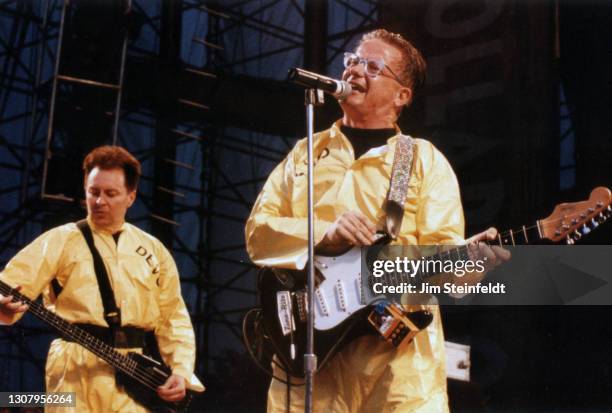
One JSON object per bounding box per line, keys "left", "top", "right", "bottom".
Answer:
{"left": 343, "top": 52, "right": 405, "bottom": 86}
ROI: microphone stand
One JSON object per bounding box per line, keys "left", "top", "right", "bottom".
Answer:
{"left": 304, "top": 88, "right": 324, "bottom": 413}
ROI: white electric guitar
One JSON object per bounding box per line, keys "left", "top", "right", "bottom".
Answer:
{"left": 254, "top": 187, "right": 611, "bottom": 377}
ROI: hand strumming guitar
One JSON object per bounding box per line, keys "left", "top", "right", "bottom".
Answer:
{"left": 157, "top": 374, "right": 187, "bottom": 402}
{"left": 316, "top": 211, "right": 378, "bottom": 256}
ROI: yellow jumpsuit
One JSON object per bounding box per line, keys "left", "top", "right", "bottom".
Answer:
{"left": 245, "top": 121, "right": 465, "bottom": 413}
{"left": 0, "top": 219, "right": 204, "bottom": 412}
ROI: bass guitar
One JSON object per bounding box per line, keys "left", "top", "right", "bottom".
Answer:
{"left": 252, "top": 187, "right": 612, "bottom": 378}
{"left": 0, "top": 280, "right": 192, "bottom": 413}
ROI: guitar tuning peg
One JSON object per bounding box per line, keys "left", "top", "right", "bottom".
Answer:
{"left": 573, "top": 230, "right": 582, "bottom": 240}
{"left": 591, "top": 218, "right": 599, "bottom": 228}
{"left": 566, "top": 235, "right": 575, "bottom": 245}
{"left": 581, "top": 224, "right": 591, "bottom": 235}
{"left": 597, "top": 212, "right": 606, "bottom": 224}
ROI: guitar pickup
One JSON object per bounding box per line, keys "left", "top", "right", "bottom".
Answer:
{"left": 335, "top": 280, "right": 347, "bottom": 311}
{"left": 315, "top": 288, "right": 329, "bottom": 316}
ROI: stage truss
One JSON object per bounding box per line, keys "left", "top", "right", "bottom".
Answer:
{"left": 0, "top": 0, "right": 379, "bottom": 399}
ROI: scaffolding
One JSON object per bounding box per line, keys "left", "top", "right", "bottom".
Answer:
{"left": 0, "top": 0, "right": 380, "bottom": 403}
{"left": 179, "top": 2, "right": 380, "bottom": 392}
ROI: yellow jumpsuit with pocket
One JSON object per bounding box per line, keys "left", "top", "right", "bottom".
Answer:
{"left": 245, "top": 121, "right": 464, "bottom": 413}
{"left": 0, "top": 219, "right": 204, "bottom": 412}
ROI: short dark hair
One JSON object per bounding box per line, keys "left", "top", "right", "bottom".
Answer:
{"left": 359, "top": 29, "right": 427, "bottom": 92}
{"left": 83, "top": 145, "right": 141, "bottom": 191}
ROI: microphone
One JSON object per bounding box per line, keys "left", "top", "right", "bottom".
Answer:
{"left": 287, "top": 67, "right": 352, "bottom": 100}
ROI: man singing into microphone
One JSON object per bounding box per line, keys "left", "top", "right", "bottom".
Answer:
{"left": 246, "top": 29, "right": 508, "bottom": 412}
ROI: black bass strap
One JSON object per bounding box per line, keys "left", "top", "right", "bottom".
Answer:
{"left": 385, "top": 134, "right": 416, "bottom": 240}
{"left": 76, "top": 219, "right": 121, "bottom": 331}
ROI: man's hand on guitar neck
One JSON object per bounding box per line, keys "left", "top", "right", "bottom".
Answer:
{"left": 0, "top": 285, "right": 29, "bottom": 320}
{"left": 451, "top": 227, "right": 512, "bottom": 289}
{"left": 466, "top": 227, "right": 512, "bottom": 270}
{"left": 434, "top": 227, "right": 510, "bottom": 297}
{"left": 157, "top": 374, "right": 187, "bottom": 402}
{"left": 316, "top": 211, "right": 378, "bottom": 256}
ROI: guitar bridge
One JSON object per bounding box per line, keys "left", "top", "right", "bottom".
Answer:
{"left": 295, "top": 291, "right": 308, "bottom": 322}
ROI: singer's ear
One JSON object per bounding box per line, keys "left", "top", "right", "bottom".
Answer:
{"left": 395, "top": 86, "right": 413, "bottom": 108}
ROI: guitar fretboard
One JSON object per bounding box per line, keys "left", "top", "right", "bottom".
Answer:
{"left": 0, "top": 280, "right": 161, "bottom": 390}
{"left": 377, "top": 221, "right": 542, "bottom": 286}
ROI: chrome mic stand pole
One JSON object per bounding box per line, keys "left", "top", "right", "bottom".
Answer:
{"left": 304, "top": 88, "right": 323, "bottom": 413}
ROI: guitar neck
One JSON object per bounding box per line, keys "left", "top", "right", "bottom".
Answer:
{"left": 403, "top": 220, "right": 543, "bottom": 285}
{"left": 0, "top": 280, "right": 139, "bottom": 381}
{"left": 491, "top": 221, "right": 543, "bottom": 247}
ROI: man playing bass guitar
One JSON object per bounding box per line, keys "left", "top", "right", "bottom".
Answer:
{"left": 0, "top": 146, "right": 204, "bottom": 412}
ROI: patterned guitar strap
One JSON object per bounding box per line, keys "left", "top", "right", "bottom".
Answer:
{"left": 385, "top": 134, "right": 416, "bottom": 240}
{"left": 379, "top": 134, "right": 428, "bottom": 336}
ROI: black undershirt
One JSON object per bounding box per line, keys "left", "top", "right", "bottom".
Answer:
{"left": 340, "top": 124, "right": 396, "bottom": 159}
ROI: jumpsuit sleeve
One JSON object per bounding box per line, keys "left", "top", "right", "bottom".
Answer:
{"left": 415, "top": 142, "right": 465, "bottom": 244}
{"left": 154, "top": 243, "right": 205, "bottom": 392}
{"left": 0, "top": 228, "right": 69, "bottom": 325}
{"left": 245, "top": 142, "right": 333, "bottom": 270}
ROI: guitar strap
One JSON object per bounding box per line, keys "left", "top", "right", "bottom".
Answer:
{"left": 385, "top": 134, "right": 416, "bottom": 240}
{"left": 76, "top": 220, "right": 122, "bottom": 340}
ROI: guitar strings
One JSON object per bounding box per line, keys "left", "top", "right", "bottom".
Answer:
{"left": 67, "top": 325, "right": 163, "bottom": 390}
{"left": 26, "top": 296, "right": 161, "bottom": 390}
{"left": 1, "top": 208, "right": 607, "bottom": 389}
{"left": 0, "top": 282, "right": 164, "bottom": 391}
{"left": 376, "top": 213, "right": 604, "bottom": 287}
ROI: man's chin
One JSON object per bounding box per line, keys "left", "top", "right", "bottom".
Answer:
{"left": 90, "top": 216, "right": 111, "bottom": 228}
{"left": 340, "top": 93, "right": 363, "bottom": 108}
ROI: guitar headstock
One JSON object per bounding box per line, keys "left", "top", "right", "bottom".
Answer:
{"left": 539, "top": 186, "right": 612, "bottom": 244}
